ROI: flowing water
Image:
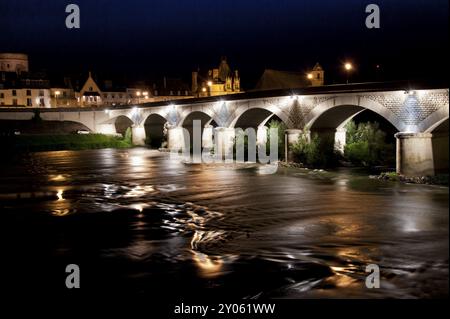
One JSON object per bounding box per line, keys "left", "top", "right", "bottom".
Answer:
{"left": 1, "top": 148, "right": 448, "bottom": 298}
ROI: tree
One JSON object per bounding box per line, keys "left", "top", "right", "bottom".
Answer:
{"left": 344, "top": 121, "right": 394, "bottom": 167}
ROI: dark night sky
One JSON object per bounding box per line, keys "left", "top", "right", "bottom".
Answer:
{"left": 0, "top": 0, "right": 448, "bottom": 88}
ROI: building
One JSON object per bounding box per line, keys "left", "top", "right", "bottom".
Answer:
{"left": 0, "top": 52, "right": 69, "bottom": 108}
{"left": 75, "top": 72, "right": 194, "bottom": 107}
{"left": 51, "top": 77, "right": 77, "bottom": 107}
{"left": 307, "top": 63, "right": 324, "bottom": 87}
{"left": 0, "top": 53, "right": 29, "bottom": 74}
{"left": 192, "top": 57, "right": 241, "bottom": 97}
{"left": 0, "top": 70, "right": 52, "bottom": 107}
{"left": 1, "top": 52, "right": 229, "bottom": 108}
{"left": 254, "top": 63, "right": 325, "bottom": 91}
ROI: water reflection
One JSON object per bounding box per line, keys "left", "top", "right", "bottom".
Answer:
{"left": 1, "top": 148, "right": 448, "bottom": 298}
{"left": 56, "top": 189, "right": 64, "bottom": 201}
{"left": 191, "top": 251, "right": 224, "bottom": 278}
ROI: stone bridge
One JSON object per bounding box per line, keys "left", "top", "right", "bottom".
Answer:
{"left": 1, "top": 81, "right": 448, "bottom": 176}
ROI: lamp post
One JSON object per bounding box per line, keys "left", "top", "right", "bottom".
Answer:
{"left": 307, "top": 73, "right": 313, "bottom": 86}
{"left": 344, "top": 62, "right": 353, "bottom": 84}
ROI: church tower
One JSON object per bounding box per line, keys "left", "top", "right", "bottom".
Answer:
{"left": 308, "top": 63, "right": 324, "bottom": 87}
{"left": 233, "top": 70, "right": 240, "bottom": 92}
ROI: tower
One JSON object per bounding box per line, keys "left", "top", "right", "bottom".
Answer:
{"left": 191, "top": 71, "right": 198, "bottom": 94}
{"left": 309, "top": 63, "right": 324, "bottom": 87}
{"left": 233, "top": 70, "right": 240, "bottom": 92}
{"left": 218, "top": 57, "right": 231, "bottom": 82}
{"left": 226, "top": 76, "right": 232, "bottom": 92}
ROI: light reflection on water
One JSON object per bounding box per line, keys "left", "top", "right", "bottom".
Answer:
{"left": 0, "top": 148, "right": 448, "bottom": 298}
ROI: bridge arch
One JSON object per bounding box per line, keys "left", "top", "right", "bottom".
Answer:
{"left": 430, "top": 118, "right": 449, "bottom": 174}
{"left": 178, "top": 107, "right": 220, "bottom": 128}
{"left": 178, "top": 110, "right": 218, "bottom": 149}
{"left": 143, "top": 113, "right": 168, "bottom": 148}
{"left": 422, "top": 106, "right": 449, "bottom": 133}
{"left": 305, "top": 97, "right": 402, "bottom": 156}
{"left": 229, "top": 102, "right": 290, "bottom": 129}
{"left": 230, "top": 107, "right": 286, "bottom": 130}
{"left": 305, "top": 96, "right": 406, "bottom": 132}
{"left": 113, "top": 115, "right": 134, "bottom": 136}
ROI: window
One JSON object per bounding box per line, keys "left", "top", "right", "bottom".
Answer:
{"left": 26, "top": 79, "right": 30, "bottom": 86}
{"left": 154, "top": 90, "right": 158, "bottom": 96}
{"left": 27, "top": 98, "right": 32, "bottom": 106}
{"left": 13, "top": 99, "right": 18, "bottom": 105}
{"left": 63, "top": 91, "right": 67, "bottom": 98}
{"left": 39, "top": 98, "right": 45, "bottom": 107}
{"left": 89, "top": 87, "right": 93, "bottom": 91}
{"left": 0, "top": 102, "right": 4, "bottom": 106}
{"left": 26, "top": 90, "right": 31, "bottom": 96}
{"left": 317, "top": 73, "right": 321, "bottom": 79}
{"left": 39, "top": 90, "right": 44, "bottom": 97}
{"left": 0, "top": 93, "right": 4, "bottom": 99}
{"left": 185, "top": 90, "right": 188, "bottom": 96}
{"left": 177, "top": 90, "right": 181, "bottom": 96}
{"left": 12, "top": 90, "right": 17, "bottom": 96}
{"left": 170, "top": 90, "right": 173, "bottom": 95}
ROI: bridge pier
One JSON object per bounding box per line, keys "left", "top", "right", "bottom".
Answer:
{"left": 96, "top": 123, "right": 116, "bottom": 135}
{"left": 167, "top": 126, "right": 185, "bottom": 151}
{"left": 214, "top": 127, "right": 235, "bottom": 160}
{"left": 395, "top": 132, "right": 434, "bottom": 176}
{"left": 132, "top": 125, "right": 146, "bottom": 146}
{"left": 202, "top": 125, "right": 214, "bottom": 149}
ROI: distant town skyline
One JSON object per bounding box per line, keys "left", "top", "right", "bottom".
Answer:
{"left": 1, "top": 0, "right": 448, "bottom": 87}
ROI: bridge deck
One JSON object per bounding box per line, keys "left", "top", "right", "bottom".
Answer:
{"left": 0, "top": 80, "right": 448, "bottom": 113}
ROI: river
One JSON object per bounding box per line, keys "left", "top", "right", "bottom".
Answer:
{"left": 1, "top": 148, "right": 448, "bottom": 298}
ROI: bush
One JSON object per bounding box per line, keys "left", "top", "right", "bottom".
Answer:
{"left": 291, "top": 131, "right": 339, "bottom": 168}
{"left": 123, "top": 127, "right": 132, "bottom": 144}
{"left": 4, "top": 132, "right": 133, "bottom": 153}
{"left": 344, "top": 121, "right": 394, "bottom": 167}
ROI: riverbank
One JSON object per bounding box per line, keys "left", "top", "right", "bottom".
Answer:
{"left": 279, "top": 161, "right": 448, "bottom": 186}
{"left": 2, "top": 133, "right": 133, "bottom": 153}
{"left": 374, "top": 171, "right": 449, "bottom": 186}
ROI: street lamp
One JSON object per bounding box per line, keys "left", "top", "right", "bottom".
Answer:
{"left": 207, "top": 81, "right": 213, "bottom": 87}
{"left": 55, "top": 90, "right": 61, "bottom": 107}
{"left": 307, "top": 73, "right": 313, "bottom": 80}
{"left": 344, "top": 62, "right": 353, "bottom": 84}
{"left": 143, "top": 91, "right": 149, "bottom": 100}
